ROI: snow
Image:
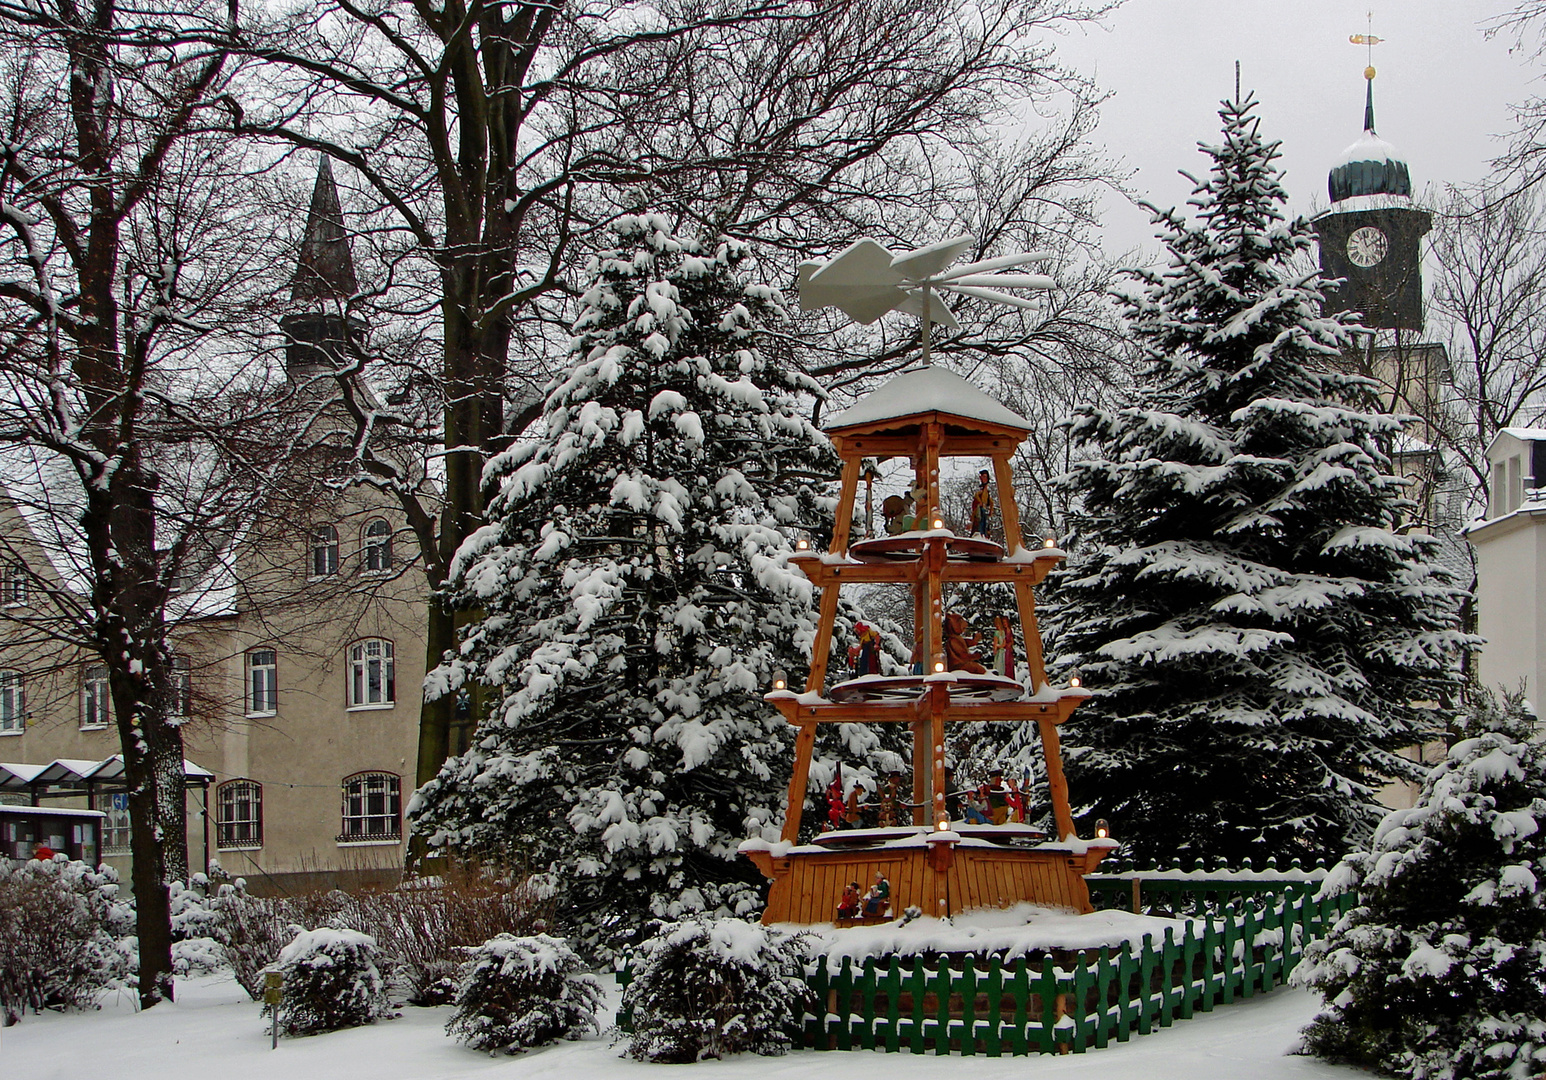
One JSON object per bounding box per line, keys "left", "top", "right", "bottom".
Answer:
{"left": 1330, "top": 129, "right": 1407, "bottom": 171}
{"left": 0, "top": 803, "right": 104, "bottom": 818}
{"left": 825, "top": 366, "right": 1031, "bottom": 433}
{"left": 2, "top": 972, "right": 1370, "bottom": 1079}
{"left": 1312, "top": 193, "right": 1415, "bottom": 216}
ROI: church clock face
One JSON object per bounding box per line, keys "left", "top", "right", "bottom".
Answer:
{"left": 1346, "top": 225, "right": 1389, "bottom": 268}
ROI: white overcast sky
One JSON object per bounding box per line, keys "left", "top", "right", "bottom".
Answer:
{"left": 1049, "top": 0, "right": 1541, "bottom": 259}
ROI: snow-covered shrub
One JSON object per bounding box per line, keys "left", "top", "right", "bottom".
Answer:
{"left": 207, "top": 880, "right": 297, "bottom": 998}
{"left": 169, "top": 874, "right": 228, "bottom": 976}
{"left": 270, "top": 926, "right": 394, "bottom": 1036}
{"left": 445, "top": 934, "right": 600, "bottom": 1053}
{"left": 1296, "top": 690, "right": 1546, "bottom": 1079}
{"left": 0, "top": 856, "right": 133, "bottom": 1025}
{"left": 621, "top": 917, "right": 813, "bottom": 1062}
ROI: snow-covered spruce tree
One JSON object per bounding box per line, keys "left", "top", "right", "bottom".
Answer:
{"left": 1046, "top": 95, "right": 1471, "bottom": 865}
{"left": 411, "top": 215, "right": 886, "bottom": 953}
{"left": 1297, "top": 690, "right": 1546, "bottom": 1079}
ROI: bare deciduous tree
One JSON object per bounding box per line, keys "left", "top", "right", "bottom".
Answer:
{"left": 0, "top": 0, "right": 332, "bottom": 1006}
{"left": 220, "top": 0, "right": 1124, "bottom": 796}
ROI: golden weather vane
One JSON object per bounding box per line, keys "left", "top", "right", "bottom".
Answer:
{"left": 1350, "top": 9, "right": 1383, "bottom": 81}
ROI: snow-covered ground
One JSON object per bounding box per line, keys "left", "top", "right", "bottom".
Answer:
{"left": 5, "top": 974, "right": 1368, "bottom": 1080}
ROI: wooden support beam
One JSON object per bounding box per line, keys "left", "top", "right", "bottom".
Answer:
{"left": 831, "top": 456, "right": 862, "bottom": 555}
{"left": 788, "top": 557, "right": 924, "bottom": 586}
{"left": 780, "top": 723, "right": 818, "bottom": 843}
{"left": 928, "top": 682, "right": 949, "bottom": 826}
{"left": 805, "top": 584, "right": 843, "bottom": 694}
{"left": 1039, "top": 716, "right": 1078, "bottom": 842}
{"left": 938, "top": 559, "right": 1058, "bottom": 585}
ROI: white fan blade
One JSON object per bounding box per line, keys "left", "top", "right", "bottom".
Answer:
{"left": 937, "top": 284, "right": 1045, "bottom": 311}
{"left": 890, "top": 234, "right": 975, "bottom": 281}
{"left": 937, "top": 251, "right": 1056, "bottom": 278}
{"left": 895, "top": 288, "right": 961, "bottom": 328}
{"left": 943, "top": 273, "right": 1056, "bottom": 290}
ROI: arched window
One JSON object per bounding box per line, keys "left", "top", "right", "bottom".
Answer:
{"left": 0, "top": 670, "right": 22, "bottom": 733}
{"left": 246, "top": 649, "right": 277, "bottom": 716}
{"left": 339, "top": 772, "right": 400, "bottom": 842}
{"left": 81, "top": 664, "right": 109, "bottom": 729}
{"left": 216, "top": 779, "right": 262, "bottom": 849}
{"left": 310, "top": 525, "right": 339, "bottom": 578}
{"left": 347, "top": 638, "right": 395, "bottom": 708}
{"left": 362, "top": 519, "right": 391, "bottom": 574}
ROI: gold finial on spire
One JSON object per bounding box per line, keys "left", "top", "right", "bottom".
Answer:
{"left": 1351, "top": 9, "right": 1383, "bottom": 79}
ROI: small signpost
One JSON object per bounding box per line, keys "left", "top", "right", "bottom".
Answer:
{"left": 262, "top": 970, "right": 283, "bottom": 1049}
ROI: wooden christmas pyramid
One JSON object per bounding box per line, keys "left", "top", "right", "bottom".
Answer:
{"left": 740, "top": 366, "right": 1116, "bottom": 923}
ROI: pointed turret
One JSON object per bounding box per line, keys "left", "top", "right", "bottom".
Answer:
{"left": 291, "top": 156, "right": 359, "bottom": 304}
{"left": 280, "top": 156, "right": 367, "bottom": 383}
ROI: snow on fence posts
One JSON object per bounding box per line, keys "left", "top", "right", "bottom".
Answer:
{"left": 1083, "top": 857, "right": 1329, "bottom": 918}
{"left": 612, "top": 881, "right": 1353, "bottom": 1057}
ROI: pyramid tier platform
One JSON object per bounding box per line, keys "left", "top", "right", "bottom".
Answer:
{"left": 809, "top": 822, "right": 1049, "bottom": 848}
{"left": 828, "top": 671, "right": 1025, "bottom": 703}
{"left": 848, "top": 533, "right": 1005, "bottom": 562}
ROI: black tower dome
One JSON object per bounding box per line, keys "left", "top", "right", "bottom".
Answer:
{"left": 1327, "top": 80, "right": 1412, "bottom": 203}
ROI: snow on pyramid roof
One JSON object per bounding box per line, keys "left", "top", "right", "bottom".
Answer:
{"left": 825, "top": 366, "right": 1031, "bottom": 433}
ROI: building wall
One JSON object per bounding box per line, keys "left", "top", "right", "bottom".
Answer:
{"left": 1473, "top": 508, "right": 1544, "bottom": 704}
{"left": 0, "top": 493, "right": 430, "bottom": 893}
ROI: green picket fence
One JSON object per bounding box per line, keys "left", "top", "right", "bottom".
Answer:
{"left": 1085, "top": 864, "right": 1329, "bottom": 919}
{"left": 617, "top": 880, "right": 1353, "bottom": 1057}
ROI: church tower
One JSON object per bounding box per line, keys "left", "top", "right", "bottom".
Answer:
{"left": 1311, "top": 70, "right": 1430, "bottom": 330}
{"left": 279, "top": 156, "right": 366, "bottom": 381}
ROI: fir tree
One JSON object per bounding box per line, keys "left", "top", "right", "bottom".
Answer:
{"left": 1046, "top": 95, "right": 1472, "bottom": 865}
{"left": 1297, "top": 690, "right": 1546, "bottom": 1079}
{"left": 409, "top": 216, "right": 890, "bottom": 953}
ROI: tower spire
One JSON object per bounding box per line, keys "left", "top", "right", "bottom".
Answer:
{"left": 291, "top": 155, "right": 358, "bottom": 304}
{"left": 1351, "top": 13, "right": 1383, "bottom": 133}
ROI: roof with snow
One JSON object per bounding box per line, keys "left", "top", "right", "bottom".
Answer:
{"left": 1497, "top": 426, "right": 1546, "bottom": 443}
{"left": 1327, "top": 82, "right": 1413, "bottom": 203}
{"left": 825, "top": 366, "right": 1031, "bottom": 434}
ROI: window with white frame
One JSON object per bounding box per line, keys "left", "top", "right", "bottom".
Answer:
{"left": 2, "top": 563, "right": 27, "bottom": 607}
{"left": 340, "top": 772, "right": 400, "bottom": 842}
{"left": 247, "top": 649, "right": 277, "bottom": 716}
{"left": 311, "top": 525, "right": 339, "bottom": 578}
{"left": 347, "top": 639, "right": 395, "bottom": 708}
{"left": 216, "top": 779, "right": 262, "bottom": 848}
{"left": 362, "top": 518, "right": 391, "bottom": 574}
{"left": 0, "top": 670, "right": 21, "bottom": 734}
{"left": 81, "top": 664, "right": 109, "bottom": 729}
{"left": 169, "top": 655, "right": 191, "bottom": 719}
